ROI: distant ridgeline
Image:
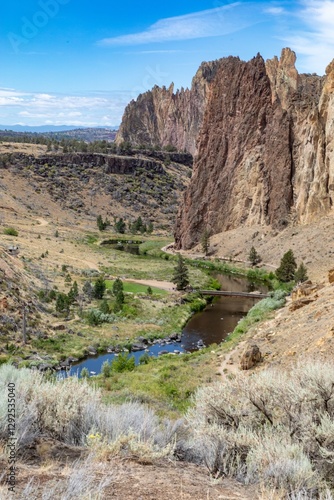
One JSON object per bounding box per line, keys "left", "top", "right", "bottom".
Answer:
{"left": 0, "top": 127, "right": 117, "bottom": 144}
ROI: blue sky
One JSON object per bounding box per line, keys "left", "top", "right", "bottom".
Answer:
{"left": 1, "top": 0, "right": 334, "bottom": 127}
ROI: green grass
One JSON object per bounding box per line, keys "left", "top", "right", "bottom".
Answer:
{"left": 105, "top": 280, "right": 168, "bottom": 295}
{"left": 95, "top": 347, "right": 221, "bottom": 417}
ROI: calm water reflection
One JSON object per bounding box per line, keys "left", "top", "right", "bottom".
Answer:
{"left": 181, "top": 274, "right": 267, "bottom": 351}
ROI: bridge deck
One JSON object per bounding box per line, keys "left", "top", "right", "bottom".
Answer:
{"left": 199, "top": 290, "right": 269, "bottom": 299}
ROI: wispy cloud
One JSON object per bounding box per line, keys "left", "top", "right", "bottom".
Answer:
{"left": 98, "top": 3, "right": 263, "bottom": 46}
{"left": 0, "top": 88, "right": 131, "bottom": 127}
{"left": 280, "top": 0, "right": 334, "bottom": 74}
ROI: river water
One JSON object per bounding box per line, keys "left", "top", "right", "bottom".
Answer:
{"left": 64, "top": 273, "right": 266, "bottom": 378}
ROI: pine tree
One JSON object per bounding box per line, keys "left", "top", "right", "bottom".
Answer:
{"left": 112, "top": 278, "right": 123, "bottom": 296}
{"left": 295, "top": 262, "right": 308, "bottom": 283}
{"left": 114, "top": 290, "right": 125, "bottom": 312}
{"left": 99, "top": 299, "right": 110, "bottom": 314}
{"left": 114, "top": 218, "right": 126, "bottom": 234}
{"left": 93, "top": 276, "right": 106, "bottom": 299}
{"left": 249, "top": 246, "right": 261, "bottom": 266}
{"left": 172, "top": 254, "right": 190, "bottom": 291}
{"left": 97, "top": 215, "right": 103, "bottom": 230}
{"left": 56, "top": 293, "right": 70, "bottom": 315}
{"left": 68, "top": 281, "right": 79, "bottom": 304}
{"left": 275, "top": 249, "right": 297, "bottom": 282}
{"left": 201, "top": 229, "right": 210, "bottom": 256}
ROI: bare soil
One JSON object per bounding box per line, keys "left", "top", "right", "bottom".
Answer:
{"left": 0, "top": 450, "right": 257, "bottom": 500}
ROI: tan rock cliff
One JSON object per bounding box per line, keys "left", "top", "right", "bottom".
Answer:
{"left": 175, "top": 49, "right": 334, "bottom": 248}
{"left": 117, "top": 48, "right": 334, "bottom": 249}
{"left": 116, "top": 61, "right": 220, "bottom": 155}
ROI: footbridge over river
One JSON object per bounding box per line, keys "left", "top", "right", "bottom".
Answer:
{"left": 198, "top": 290, "right": 270, "bottom": 299}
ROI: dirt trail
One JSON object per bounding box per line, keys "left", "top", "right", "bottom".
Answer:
{"left": 125, "top": 278, "right": 175, "bottom": 291}
{"left": 35, "top": 217, "right": 49, "bottom": 227}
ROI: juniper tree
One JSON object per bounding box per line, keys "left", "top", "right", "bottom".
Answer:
{"left": 249, "top": 246, "right": 261, "bottom": 266}
{"left": 295, "top": 262, "right": 308, "bottom": 283}
{"left": 172, "top": 254, "right": 190, "bottom": 291}
{"left": 112, "top": 278, "right": 123, "bottom": 296}
{"left": 275, "top": 249, "right": 297, "bottom": 282}
{"left": 201, "top": 229, "right": 211, "bottom": 256}
{"left": 93, "top": 276, "right": 106, "bottom": 300}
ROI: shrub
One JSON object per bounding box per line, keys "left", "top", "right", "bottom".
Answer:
{"left": 86, "top": 309, "right": 115, "bottom": 326}
{"left": 183, "top": 361, "right": 334, "bottom": 496}
{"left": 0, "top": 364, "right": 181, "bottom": 453}
{"left": 111, "top": 353, "right": 135, "bottom": 373}
{"left": 80, "top": 367, "right": 89, "bottom": 378}
{"left": 3, "top": 227, "right": 18, "bottom": 236}
{"left": 101, "top": 360, "right": 111, "bottom": 378}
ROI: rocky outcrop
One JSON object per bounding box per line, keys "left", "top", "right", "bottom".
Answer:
{"left": 240, "top": 344, "right": 262, "bottom": 370}
{"left": 116, "top": 61, "right": 220, "bottom": 155}
{"left": 175, "top": 49, "right": 334, "bottom": 249}
{"left": 291, "top": 280, "right": 323, "bottom": 301}
{"left": 328, "top": 269, "right": 334, "bottom": 284}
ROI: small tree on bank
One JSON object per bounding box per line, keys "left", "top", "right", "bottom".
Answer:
{"left": 172, "top": 254, "right": 190, "bottom": 291}
{"left": 249, "top": 246, "right": 261, "bottom": 266}
{"left": 93, "top": 276, "right": 106, "bottom": 300}
{"left": 275, "top": 249, "right": 297, "bottom": 282}
{"left": 201, "top": 229, "right": 211, "bottom": 256}
{"left": 112, "top": 278, "right": 123, "bottom": 296}
{"left": 295, "top": 262, "right": 308, "bottom": 283}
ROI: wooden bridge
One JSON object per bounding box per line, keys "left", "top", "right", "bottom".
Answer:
{"left": 199, "top": 290, "right": 269, "bottom": 299}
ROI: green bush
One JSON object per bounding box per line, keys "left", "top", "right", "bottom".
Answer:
{"left": 86, "top": 309, "right": 115, "bottom": 326}
{"left": 111, "top": 353, "right": 135, "bottom": 373}
{"left": 3, "top": 227, "right": 18, "bottom": 236}
{"left": 101, "top": 360, "right": 111, "bottom": 378}
{"left": 190, "top": 298, "right": 207, "bottom": 313}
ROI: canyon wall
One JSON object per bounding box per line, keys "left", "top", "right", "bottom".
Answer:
{"left": 116, "top": 61, "right": 220, "bottom": 155}
{"left": 117, "top": 48, "right": 334, "bottom": 249}
{"left": 175, "top": 49, "right": 334, "bottom": 249}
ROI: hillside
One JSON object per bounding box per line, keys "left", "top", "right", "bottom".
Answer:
{"left": 0, "top": 146, "right": 192, "bottom": 231}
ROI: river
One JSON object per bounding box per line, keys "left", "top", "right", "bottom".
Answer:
{"left": 63, "top": 273, "right": 266, "bottom": 378}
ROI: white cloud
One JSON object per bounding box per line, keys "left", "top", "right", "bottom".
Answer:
{"left": 0, "top": 88, "right": 132, "bottom": 126}
{"left": 98, "top": 3, "right": 262, "bottom": 46}
{"left": 281, "top": 0, "right": 334, "bottom": 74}
{"left": 264, "top": 7, "right": 287, "bottom": 15}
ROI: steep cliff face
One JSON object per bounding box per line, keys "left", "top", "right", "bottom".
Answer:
{"left": 116, "top": 61, "right": 219, "bottom": 155}
{"left": 175, "top": 49, "right": 334, "bottom": 249}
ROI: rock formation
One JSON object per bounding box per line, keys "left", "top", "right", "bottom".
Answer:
{"left": 240, "top": 344, "right": 262, "bottom": 370}
{"left": 175, "top": 49, "right": 334, "bottom": 249}
{"left": 116, "top": 61, "right": 220, "bottom": 155}
{"left": 117, "top": 48, "right": 334, "bottom": 249}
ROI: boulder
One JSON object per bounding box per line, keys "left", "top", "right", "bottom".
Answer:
{"left": 240, "top": 344, "right": 262, "bottom": 370}
{"left": 87, "top": 346, "right": 97, "bottom": 355}
{"left": 329, "top": 269, "right": 334, "bottom": 284}
{"left": 291, "top": 280, "right": 323, "bottom": 301}
{"left": 132, "top": 343, "right": 146, "bottom": 352}
{"left": 289, "top": 297, "right": 317, "bottom": 312}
